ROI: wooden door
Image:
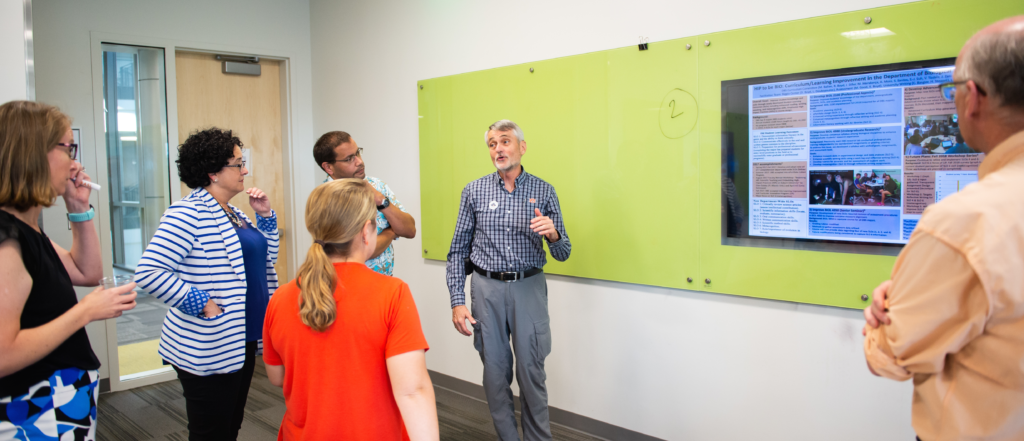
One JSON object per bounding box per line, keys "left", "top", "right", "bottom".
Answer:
{"left": 175, "top": 51, "right": 289, "bottom": 280}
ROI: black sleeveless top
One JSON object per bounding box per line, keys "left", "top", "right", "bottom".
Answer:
{"left": 0, "top": 211, "right": 99, "bottom": 398}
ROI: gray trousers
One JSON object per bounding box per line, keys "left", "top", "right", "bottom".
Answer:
{"left": 470, "top": 272, "right": 552, "bottom": 441}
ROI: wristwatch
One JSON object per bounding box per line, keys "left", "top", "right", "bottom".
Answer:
{"left": 377, "top": 198, "right": 390, "bottom": 211}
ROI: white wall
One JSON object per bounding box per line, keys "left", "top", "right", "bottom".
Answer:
{"left": 0, "top": 0, "right": 27, "bottom": 103}
{"left": 309, "top": 0, "right": 921, "bottom": 440}
{"left": 32, "top": 0, "right": 319, "bottom": 381}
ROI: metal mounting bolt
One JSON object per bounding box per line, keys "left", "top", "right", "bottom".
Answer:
{"left": 864, "top": 16, "right": 872, "bottom": 24}
{"left": 704, "top": 40, "right": 710, "bottom": 47}
{"left": 861, "top": 294, "right": 869, "bottom": 301}
{"left": 423, "top": 249, "right": 428, "bottom": 254}
{"left": 529, "top": 67, "right": 534, "bottom": 73}
{"left": 685, "top": 44, "right": 692, "bottom": 50}
{"left": 419, "top": 84, "right": 423, "bottom": 90}
{"left": 705, "top": 278, "right": 711, "bottom": 284}
{"left": 687, "top": 277, "right": 693, "bottom": 283}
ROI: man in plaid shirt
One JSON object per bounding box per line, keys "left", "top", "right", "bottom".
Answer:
{"left": 446, "top": 120, "right": 571, "bottom": 441}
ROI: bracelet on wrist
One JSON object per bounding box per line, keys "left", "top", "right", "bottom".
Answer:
{"left": 66, "top": 205, "right": 95, "bottom": 229}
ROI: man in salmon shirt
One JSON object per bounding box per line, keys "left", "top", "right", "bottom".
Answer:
{"left": 863, "top": 16, "right": 1024, "bottom": 441}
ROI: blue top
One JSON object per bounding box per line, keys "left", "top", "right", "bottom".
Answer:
{"left": 235, "top": 224, "right": 269, "bottom": 341}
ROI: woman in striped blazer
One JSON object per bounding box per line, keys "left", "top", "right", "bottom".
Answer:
{"left": 135, "top": 128, "right": 279, "bottom": 441}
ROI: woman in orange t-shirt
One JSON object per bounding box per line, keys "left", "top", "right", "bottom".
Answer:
{"left": 262, "top": 179, "right": 438, "bottom": 440}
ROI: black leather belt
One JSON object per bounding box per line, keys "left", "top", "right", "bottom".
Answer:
{"left": 473, "top": 265, "right": 543, "bottom": 282}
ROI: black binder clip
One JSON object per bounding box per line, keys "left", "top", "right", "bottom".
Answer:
{"left": 638, "top": 36, "right": 649, "bottom": 51}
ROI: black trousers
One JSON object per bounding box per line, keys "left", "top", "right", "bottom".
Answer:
{"left": 173, "top": 341, "right": 257, "bottom": 441}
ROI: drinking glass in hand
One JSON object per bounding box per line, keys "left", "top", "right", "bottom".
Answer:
{"left": 100, "top": 274, "right": 134, "bottom": 290}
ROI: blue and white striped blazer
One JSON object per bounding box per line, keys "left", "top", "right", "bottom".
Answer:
{"left": 135, "top": 187, "right": 280, "bottom": 376}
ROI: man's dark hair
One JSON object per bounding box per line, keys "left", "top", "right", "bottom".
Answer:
{"left": 177, "top": 128, "right": 241, "bottom": 189}
{"left": 314, "top": 131, "right": 352, "bottom": 172}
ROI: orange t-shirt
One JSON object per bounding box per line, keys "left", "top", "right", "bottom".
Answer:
{"left": 263, "top": 262, "right": 429, "bottom": 440}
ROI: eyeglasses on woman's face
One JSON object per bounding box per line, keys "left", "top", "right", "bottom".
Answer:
{"left": 223, "top": 159, "right": 247, "bottom": 170}
{"left": 56, "top": 143, "right": 78, "bottom": 160}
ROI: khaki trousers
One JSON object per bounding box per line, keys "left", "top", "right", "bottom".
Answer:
{"left": 470, "top": 272, "right": 552, "bottom": 441}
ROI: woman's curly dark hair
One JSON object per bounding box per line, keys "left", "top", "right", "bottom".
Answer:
{"left": 176, "top": 128, "right": 243, "bottom": 189}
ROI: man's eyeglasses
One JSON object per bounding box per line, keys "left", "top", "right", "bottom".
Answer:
{"left": 938, "top": 80, "right": 987, "bottom": 101}
{"left": 223, "top": 160, "right": 247, "bottom": 170}
{"left": 56, "top": 143, "right": 78, "bottom": 160}
{"left": 328, "top": 148, "right": 363, "bottom": 164}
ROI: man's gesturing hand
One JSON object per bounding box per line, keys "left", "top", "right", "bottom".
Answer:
{"left": 452, "top": 305, "right": 476, "bottom": 336}
{"left": 862, "top": 280, "right": 892, "bottom": 336}
{"left": 530, "top": 208, "right": 559, "bottom": 242}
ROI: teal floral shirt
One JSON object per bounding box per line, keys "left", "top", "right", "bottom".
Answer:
{"left": 323, "top": 175, "right": 406, "bottom": 275}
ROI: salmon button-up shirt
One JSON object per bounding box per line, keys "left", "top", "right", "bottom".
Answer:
{"left": 865, "top": 130, "right": 1024, "bottom": 441}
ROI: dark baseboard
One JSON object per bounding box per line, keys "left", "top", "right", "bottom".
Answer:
{"left": 428, "top": 370, "right": 664, "bottom": 441}
{"left": 99, "top": 377, "right": 110, "bottom": 393}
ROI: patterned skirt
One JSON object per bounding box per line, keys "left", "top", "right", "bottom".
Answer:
{"left": 0, "top": 368, "right": 99, "bottom": 441}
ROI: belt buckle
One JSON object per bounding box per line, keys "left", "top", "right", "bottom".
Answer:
{"left": 500, "top": 271, "right": 518, "bottom": 282}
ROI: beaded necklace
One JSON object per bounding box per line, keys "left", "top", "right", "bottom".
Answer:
{"left": 220, "top": 204, "right": 244, "bottom": 229}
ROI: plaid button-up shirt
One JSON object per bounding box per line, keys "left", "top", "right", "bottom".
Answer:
{"left": 445, "top": 168, "right": 571, "bottom": 307}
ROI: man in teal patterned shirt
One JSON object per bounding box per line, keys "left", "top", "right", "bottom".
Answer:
{"left": 314, "top": 131, "right": 416, "bottom": 275}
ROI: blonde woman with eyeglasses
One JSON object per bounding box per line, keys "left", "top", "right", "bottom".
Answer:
{"left": 263, "top": 179, "right": 438, "bottom": 440}
{"left": 0, "top": 101, "right": 137, "bottom": 440}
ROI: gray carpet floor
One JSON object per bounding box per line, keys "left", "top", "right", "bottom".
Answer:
{"left": 97, "top": 361, "right": 607, "bottom": 440}
{"left": 112, "top": 267, "right": 169, "bottom": 346}
{"left": 114, "top": 292, "right": 171, "bottom": 345}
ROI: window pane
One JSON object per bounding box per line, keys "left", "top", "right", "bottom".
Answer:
{"left": 103, "top": 44, "right": 173, "bottom": 380}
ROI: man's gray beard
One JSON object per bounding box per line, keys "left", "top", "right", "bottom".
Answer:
{"left": 495, "top": 160, "right": 519, "bottom": 173}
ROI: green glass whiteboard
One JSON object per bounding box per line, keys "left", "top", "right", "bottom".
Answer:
{"left": 418, "top": 38, "right": 701, "bottom": 289}
{"left": 418, "top": 0, "right": 1024, "bottom": 308}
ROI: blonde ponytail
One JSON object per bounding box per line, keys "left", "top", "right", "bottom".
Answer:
{"left": 296, "top": 178, "right": 376, "bottom": 332}
{"left": 296, "top": 242, "right": 337, "bottom": 332}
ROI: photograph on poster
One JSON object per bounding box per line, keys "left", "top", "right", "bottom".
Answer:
{"left": 809, "top": 170, "right": 853, "bottom": 205}
{"left": 849, "top": 169, "right": 902, "bottom": 206}
{"left": 904, "top": 114, "right": 973, "bottom": 155}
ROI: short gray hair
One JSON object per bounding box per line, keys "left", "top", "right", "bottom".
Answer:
{"left": 956, "top": 29, "right": 1024, "bottom": 109}
{"left": 484, "top": 120, "right": 524, "bottom": 145}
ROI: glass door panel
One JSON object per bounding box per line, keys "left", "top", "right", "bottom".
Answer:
{"left": 101, "top": 43, "right": 172, "bottom": 380}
